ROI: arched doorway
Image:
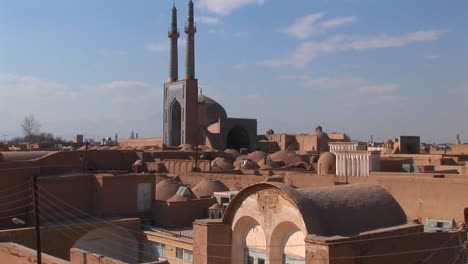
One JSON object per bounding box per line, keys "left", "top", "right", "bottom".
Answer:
{"left": 227, "top": 126, "right": 250, "bottom": 150}
{"left": 170, "top": 100, "right": 182, "bottom": 146}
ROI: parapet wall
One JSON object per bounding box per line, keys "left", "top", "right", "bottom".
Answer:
{"left": 0, "top": 242, "right": 67, "bottom": 264}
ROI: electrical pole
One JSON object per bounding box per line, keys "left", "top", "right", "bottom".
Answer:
{"left": 32, "top": 174, "right": 42, "bottom": 264}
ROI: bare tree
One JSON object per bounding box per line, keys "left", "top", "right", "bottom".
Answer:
{"left": 21, "top": 114, "right": 41, "bottom": 140}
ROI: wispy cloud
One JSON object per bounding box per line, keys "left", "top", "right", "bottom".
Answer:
{"left": 198, "top": 0, "right": 266, "bottom": 16}
{"left": 263, "top": 30, "right": 446, "bottom": 67}
{"left": 283, "top": 12, "right": 357, "bottom": 39}
{"left": 198, "top": 16, "right": 221, "bottom": 25}
{"left": 357, "top": 84, "right": 400, "bottom": 95}
{"left": 280, "top": 75, "right": 408, "bottom": 103}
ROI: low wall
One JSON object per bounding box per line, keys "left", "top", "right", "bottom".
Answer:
{"left": 119, "top": 138, "right": 163, "bottom": 148}
{"left": 153, "top": 198, "right": 216, "bottom": 227}
{"left": 178, "top": 172, "right": 268, "bottom": 190}
{"left": 0, "top": 218, "right": 140, "bottom": 261}
{"left": 0, "top": 242, "right": 67, "bottom": 264}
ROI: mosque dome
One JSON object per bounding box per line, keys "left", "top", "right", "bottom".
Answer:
{"left": 198, "top": 94, "right": 228, "bottom": 126}
{"left": 314, "top": 126, "right": 330, "bottom": 152}
{"left": 192, "top": 179, "right": 229, "bottom": 198}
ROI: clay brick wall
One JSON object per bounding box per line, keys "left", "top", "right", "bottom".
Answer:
{"left": 94, "top": 174, "right": 155, "bottom": 218}
{"left": 38, "top": 174, "right": 95, "bottom": 223}
{"left": 0, "top": 242, "right": 67, "bottom": 264}
{"left": 0, "top": 219, "right": 140, "bottom": 261}
{"left": 153, "top": 198, "right": 216, "bottom": 227}
{"left": 327, "top": 229, "right": 464, "bottom": 264}
{"left": 162, "top": 160, "right": 210, "bottom": 174}
{"left": 177, "top": 172, "right": 268, "bottom": 190}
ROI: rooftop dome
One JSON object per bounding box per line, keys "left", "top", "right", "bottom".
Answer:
{"left": 211, "top": 157, "right": 235, "bottom": 170}
{"left": 224, "top": 149, "right": 240, "bottom": 161}
{"left": 223, "top": 183, "right": 407, "bottom": 237}
{"left": 270, "top": 150, "right": 307, "bottom": 167}
{"left": 247, "top": 150, "right": 267, "bottom": 163}
{"left": 198, "top": 94, "right": 228, "bottom": 126}
{"left": 317, "top": 152, "right": 336, "bottom": 175}
{"left": 209, "top": 203, "right": 222, "bottom": 209}
{"left": 236, "top": 159, "right": 260, "bottom": 170}
{"left": 155, "top": 179, "right": 185, "bottom": 200}
{"left": 192, "top": 179, "right": 229, "bottom": 198}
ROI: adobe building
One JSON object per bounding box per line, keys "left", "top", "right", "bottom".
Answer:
{"left": 162, "top": 1, "right": 257, "bottom": 151}
{"left": 193, "top": 182, "right": 464, "bottom": 264}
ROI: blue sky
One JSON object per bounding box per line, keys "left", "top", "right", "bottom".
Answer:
{"left": 0, "top": 0, "right": 467, "bottom": 143}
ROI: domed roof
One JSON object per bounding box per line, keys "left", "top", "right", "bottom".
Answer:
{"left": 209, "top": 203, "right": 222, "bottom": 209}
{"left": 198, "top": 94, "right": 228, "bottom": 126}
{"left": 224, "top": 149, "right": 240, "bottom": 161}
{"left": 223, "top": 183, "right": 407, "bottom": 237}
{"left": 247, "top": 150, "right": 266, "bottom": 163}
{"left": 192, "top": 179, "right": 229, "bottom": 198}
{"left": 318, "top": 152, "right": 335, "bottom": 165}
{"left": 212, "top": 157, "right": 235, "bottom": 170}
{"left": 167, "top": 193, "right": 192, "bottom": 202}
{"left": 133, "top": 160, "right": 143, "bottom": 166}
{"left": 317, "top": 152, "right": 336, "bottom": 175}
{"left": 236, "top": 159, "right": 260, "bottom": 170}
{"left": 155, "top": 179, "right": 185, "bottom": 200}
{"left": 270, "top": 150, "right": 307, "bottom": 167}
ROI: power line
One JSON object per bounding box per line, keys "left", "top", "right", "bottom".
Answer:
{"left": 37, "top": 196, "right": 160, "bottom": 262}
{"left": 34, "top": 183, "right": 467, "bottom": 262}
{"left": 37, "top": 208, "right": 143, "bottom": 264}
{"left": 0, "top": 179, "right": 32, "bottom": 193}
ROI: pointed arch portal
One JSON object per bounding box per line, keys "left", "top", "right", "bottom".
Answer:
{"left": 227, "top": 126, "right": 250, "bottom": 150}
{"left": 170, "top": 100, "right": 182, "bottom": 146}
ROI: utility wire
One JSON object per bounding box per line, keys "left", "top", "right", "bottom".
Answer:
{"left": 38, "top": 205, "right": 144, "bottom": 264}
{"left": 38, "top": 196, "right": 160, "bottom": 262}
{"left": 0, "top": 179, "right": 32, "bottom": 193}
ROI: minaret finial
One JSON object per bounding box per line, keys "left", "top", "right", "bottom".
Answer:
{"left": 168, "top": 3, "right": 179, "bottom": 83}
{"left": 185, "top": 0, "right": 196, "bottom": 80}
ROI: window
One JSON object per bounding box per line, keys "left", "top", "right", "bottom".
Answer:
{"left": 146, "top": 241, "right": 165, "bottom": 261}
{"left": 176, "top": 247, "right": 193, "bottom": 262}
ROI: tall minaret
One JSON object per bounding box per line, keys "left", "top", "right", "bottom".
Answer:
{"left": 185, "top": 0, "right": 197, "bottom": 80}
{"left": 168, "top": 4, "right": 179, "bottom": 83}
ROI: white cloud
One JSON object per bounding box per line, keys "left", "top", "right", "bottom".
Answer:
{"left": 357, "top": 84, "right": 400, "bottom": 95}
{"left": 345, "top": 30, "right": 445, "bottom": 50}
{"left": 279, "top": 75, "right": 366, "bottom": 90}
{"left": 198, "top": 0, "right": 266, "bottom": 16}
{"left": 279, "top": 75, "right": 407, "bottom": 103}
{"left": 263, "top": 30, "right": 446, "bottom": 67}
{"left": 283, "top": 12, "right": 357, "bottom": 39}
{"left": 198, "top": 16, "right": 221, "bottom": 25}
